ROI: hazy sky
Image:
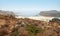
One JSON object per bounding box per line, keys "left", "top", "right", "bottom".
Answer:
{"left": 0, "top": 0, "right": 60, "bottom": 16}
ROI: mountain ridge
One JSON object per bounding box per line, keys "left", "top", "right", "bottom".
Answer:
{"left": 39, "top": 10, "right": 60, "bottom": 17}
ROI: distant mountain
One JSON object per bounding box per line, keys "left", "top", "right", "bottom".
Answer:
{"left": 39, "top": 10, "right": 60, "bottom": 17}
{"left": 0, "top": 10, "right": 15, "bottom": 16}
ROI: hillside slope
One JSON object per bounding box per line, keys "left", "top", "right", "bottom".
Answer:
{"left": 40, "top": 10, "right": 60, "bottom": 17}
{"left": 0, "top": 10, "right": 15, "bottom": 16}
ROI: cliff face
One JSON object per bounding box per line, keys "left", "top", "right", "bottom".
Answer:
{"left": 40, "top": 10, "right": 60, "bottom": 17}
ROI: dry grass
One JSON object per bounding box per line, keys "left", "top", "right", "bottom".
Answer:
{"left": 0, "top": 15, "right": 60, "bottom": 36}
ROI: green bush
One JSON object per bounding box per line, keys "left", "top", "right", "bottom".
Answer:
{"left": 26, "top": 24, "right": 44, "bottom": 36}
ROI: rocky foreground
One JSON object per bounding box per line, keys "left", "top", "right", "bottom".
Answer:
{"left": 0, "top": 14, "right": 60, "bottom": 36}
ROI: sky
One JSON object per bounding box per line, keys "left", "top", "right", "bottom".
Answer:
{"left": 0, "top": 0, "right": 60, "bottom": 16}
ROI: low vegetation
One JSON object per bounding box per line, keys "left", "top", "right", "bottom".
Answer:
{"left": 0, "top": 14, "right": 60, "bottom": 36}
{"left": 26, "top": 24, "right": 44, "bottom": 36}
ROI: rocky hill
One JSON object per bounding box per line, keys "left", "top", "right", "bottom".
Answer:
{"left": 0, "top": 10, "right": 17, "bottom": 25}
{"left": 0, "top": 10, "right": 60, "bottom": 36}
{"left": 40, "top": 10, "right": 60, "bottom": 17}
{"left": 0, "top": 10, "right": 15, "bottom": 16}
